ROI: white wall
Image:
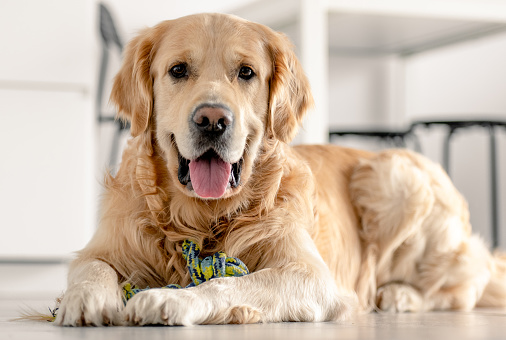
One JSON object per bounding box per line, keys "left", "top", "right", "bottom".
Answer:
{"left": 406, "top": 33, "right": 506, "bottom": 118}
{"left": 328, "top": 55, "right": 403, "bottom": 129}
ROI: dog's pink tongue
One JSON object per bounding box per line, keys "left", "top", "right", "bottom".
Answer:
{"left": 189, "top": 156, "right": 232, "bottom": 198}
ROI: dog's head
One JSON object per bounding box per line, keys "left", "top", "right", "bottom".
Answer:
{"left": 111, "top": 13, "right": 313, "bottom": 199}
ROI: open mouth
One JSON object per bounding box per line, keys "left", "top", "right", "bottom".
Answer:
{"left": 178, "top": 149, "right": 243, "bottom": 198}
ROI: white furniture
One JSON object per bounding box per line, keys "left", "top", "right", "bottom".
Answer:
{"left": 0, "top": 0, "right": 97, "bottom": 261}
{"left": 230, "top": 0, "right": 506, "bottom": 144}
{"left": 0, "top": 1, "right": 97, "bottom": 299}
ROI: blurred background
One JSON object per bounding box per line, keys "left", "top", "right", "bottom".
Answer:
{"left": 1, "top": 0, "right": 505, "bottom": 300}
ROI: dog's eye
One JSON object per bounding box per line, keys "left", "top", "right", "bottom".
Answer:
{"left": 238, "top": 66, "right": 255, "bottom": 80}
{"left": 169, "top": 64, "right": 188, "bottom": 79}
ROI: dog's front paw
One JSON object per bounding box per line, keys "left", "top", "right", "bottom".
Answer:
{"left": 54, "top": 282, "right": 124, "bottom": 326}
{"left": 376, "top": 283, "right": 424, "bottom": 313}
{"left": 124, "top": 288, "right": 211, "bottom": 326}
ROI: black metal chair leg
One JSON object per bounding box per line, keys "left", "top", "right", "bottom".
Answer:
{"left": 443, "top": 128, "right": 454, "bottom": 176}
{"left": 489, "top": 126, "right": 500, "bottom": 249}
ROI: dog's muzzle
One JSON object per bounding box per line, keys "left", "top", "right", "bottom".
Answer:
{"left": 175, "top": 103, "right": 243, "bottom": 198}
{"left": 174, "top": 103, "right": 243, "bottom": 198}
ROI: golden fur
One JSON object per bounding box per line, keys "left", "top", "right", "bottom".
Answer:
{"left": 54, "top": 13, "right": 506, "bottom": 326}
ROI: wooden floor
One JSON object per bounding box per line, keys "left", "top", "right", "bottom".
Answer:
{"left": 2, "top": 298, "right": 506, "bottom": 340}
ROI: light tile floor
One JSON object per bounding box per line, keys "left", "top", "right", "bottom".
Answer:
{"left": 2, "top": 298, "right": 506, "bottom": 340}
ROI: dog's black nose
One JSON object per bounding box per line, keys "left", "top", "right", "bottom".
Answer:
{"left": 192, "top": 105, "right": 233, "bottom": 135}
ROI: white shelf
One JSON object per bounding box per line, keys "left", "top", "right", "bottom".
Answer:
{"left": 327, "top": 13, "right": 506, "bottom": 56}
{"left": 232, "top": 0, "right": 506, "bottom": 55}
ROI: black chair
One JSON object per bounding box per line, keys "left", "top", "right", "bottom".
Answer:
{"left": 97, "top": 3, "right": 129, "bottom": 168}
{"left": 329, "top": 126, "right": 421, "bottom": 152}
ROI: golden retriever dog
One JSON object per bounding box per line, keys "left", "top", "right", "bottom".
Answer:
{"left": 55, "top": 13, "right": 506, "bottom": 326}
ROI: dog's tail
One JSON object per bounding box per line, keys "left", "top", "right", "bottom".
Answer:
{"left": 12, "top": 296, "right": 61, "bottom": 323}
{"left": 477, "top": 251, "right": 506, "bottom": 307}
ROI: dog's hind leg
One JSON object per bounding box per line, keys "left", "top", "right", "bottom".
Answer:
{"left": 351, "top": 149, "right": 435, "bottom": 309}
{"left": 377, "top": 235, "right": 492, "bottom": 312}
{"left": 352, "top": 149, "right": 497, "bottom": 312}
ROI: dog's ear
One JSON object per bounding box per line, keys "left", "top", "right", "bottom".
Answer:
{"left": 266, "top": 32, "right": 314, "bottom": 143}
{"left": 110, "top": 25, "right": 162, "bottom": 137}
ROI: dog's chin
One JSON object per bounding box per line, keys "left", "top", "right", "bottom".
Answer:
{"left": 176, "top": 148, "right": 244, "bottom": 200}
